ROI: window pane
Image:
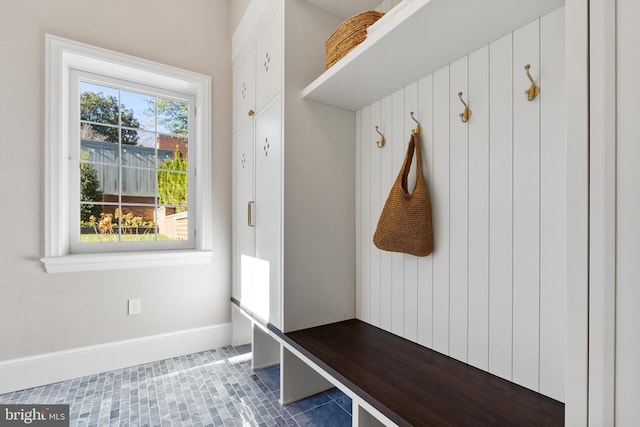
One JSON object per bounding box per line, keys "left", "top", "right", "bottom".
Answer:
{"left": 131, "top": 130, "right": 156, "bottom": 149}
{"left": 80, "top": 164, "right": 118, "bottom": 203}
{"left": 120, "top": 90, "right": 155, "bottom": 131}
{"left": 156, "top": 98, "right": 188, "bottom": 136}
{"left": 119, "top": 205, "right": 158, "bottom": 242}
{"left": 80, "top": 83, "right": 120, "bottom": 126}
{"left": 81, "top": 139, "right": 119, "bottom": 167}
{"left": 156, "top": 206, "right": 188, "bottom": 241}
{"left": 121, "top": 137, "right": 156, "bottom": 166}
{"left": 157, "top": 170, "right": 188, "bottom": 207}
{"left": 80, "top": 204, "right": 118, "bottom": 242}
{"left": 158, "top": 135, "right": 188, "bottom": 168}
{"left": 80, "top": 123, "right": 120, "bottom": 146}
{"left": 122, "top": 166, "right": 156, "bottom": 197}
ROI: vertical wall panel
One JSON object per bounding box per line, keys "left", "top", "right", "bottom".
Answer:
{"left": 359, "top": 106, "right": 372, "bottom": 323}
{"left": 512, "top": 20, "right": 541, "bottom": 392}
{"left": 391, "top": 89, "right": 406, "bottom": 337}
{"left": 616, "top": 0, "right": 640, "bottom": 422}
{"left": 355, "top": 9, "right": 565, "bottom": 402}
{"left": 417, "top": 74, "right": 434, "bottom": 348}
{"left": 432, "top": 66, "right": 451, "bottom": 355}
{"left": 488, "top": 33, "right": 514, "bottom": 381}
{"left": 449, "top": 57, "right": 470, "bottom": 363}
{"left": 403, "top": 83, "right": 419, "bottom": 342}
{"left": 379, "top": 95, "right": 394, "bottom": 331}
{"left": 355, "top": 110, "right": 362, "bottom": 320}
{"left": 467, "top": 45, "right": 490, "bottom": 371}
{"left": 539, "top": 7, "right": 566, "bottom": 402}
{"left": 369, "top": 101, "right": 382, "bottom": 327}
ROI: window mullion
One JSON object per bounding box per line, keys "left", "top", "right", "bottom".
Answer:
{"left": 117, "top": 87, "right": 123, "bottom": 243}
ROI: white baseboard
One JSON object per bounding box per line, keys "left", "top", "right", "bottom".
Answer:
{"left": 0, "top": 323, "right": 231, "bottom": 395}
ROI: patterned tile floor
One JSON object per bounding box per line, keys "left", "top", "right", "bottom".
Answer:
{"left": 0, "top": 345, "right": 352, "bottom": 426}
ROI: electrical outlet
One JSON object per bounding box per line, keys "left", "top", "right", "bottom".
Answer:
{"left": 128, "top": 298, "right": 142, "bottom": 315}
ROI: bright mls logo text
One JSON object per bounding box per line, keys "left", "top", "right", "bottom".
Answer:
{"left": 1, "top": 405, "right": 68, "bottom": 426}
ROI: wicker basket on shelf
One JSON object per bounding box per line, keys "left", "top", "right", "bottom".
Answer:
{"left": 325, "top": 10, "right": 385, "bottom": 69}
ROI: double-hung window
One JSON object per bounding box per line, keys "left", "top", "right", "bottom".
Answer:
{"left": 43, "top": 35, "right": 212, "bottom": 272}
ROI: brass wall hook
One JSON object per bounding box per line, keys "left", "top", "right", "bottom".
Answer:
{"left": 375, "top": 125, "right": 386, "bottom": 148}
{"left": 524, "top": 64, "right": 540, "bottom": 101}
{"left": 458, "top": 92, "right": 472, "bottom": 123}
{"left": 410, "top": 112, "right": 422, "bottom": 135}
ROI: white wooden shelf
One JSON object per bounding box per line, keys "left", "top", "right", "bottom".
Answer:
{"left": 302, "top": 0, "right": 564, "bottom": 112}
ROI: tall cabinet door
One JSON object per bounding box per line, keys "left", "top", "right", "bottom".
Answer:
{"left": 234, "top": 48, "right": 255, "bottom": 132}
{"left": 255, "top": 8, "right": 282, "bottom": 111}
{"left": 255, "top": 98, "right": 282, "bottom": 329}
{"left": 233, "top": 123, "right": 255, "bottom": 310}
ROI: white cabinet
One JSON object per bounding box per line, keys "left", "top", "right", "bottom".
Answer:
{"left": 232, "top": 0, "right": 355, "bottom": 333}
{"left": 254, "top": 97, "right": 282, "bottom": 328}
{"left": 232, "top": 6, "right": 282, "bottom": 326}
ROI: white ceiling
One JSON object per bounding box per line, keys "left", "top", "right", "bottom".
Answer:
{"left": 305, "top": 0, "right": 383, "bottom": 19}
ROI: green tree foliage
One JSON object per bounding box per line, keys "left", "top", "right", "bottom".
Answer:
{"left": 158, "top": 149, "right": 188, "bottom": 209}
{"left": 81, "top": 91, "right": 140, "bottom": 144}
{"left": 155, "top": 98, "right": 188, "bottom": 136}
{"left": 80, "top": 150, "right": 103, "bottom": 221}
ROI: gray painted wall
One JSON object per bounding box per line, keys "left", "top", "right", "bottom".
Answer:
{"left": 0, "top": 0, "right": 232, "bottom": 360}
{"left": 230, "top": 0, "right": 251, "bottom": 33}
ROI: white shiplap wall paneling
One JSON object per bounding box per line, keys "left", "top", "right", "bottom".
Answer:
{"left": 359, "top": 106, "right": 371, "bottom": 323}
{"left": 403, "top": 82, "right": 419, "bottom": 343}
{"left": 369, "top": 101, "right": 382, "bottom": 328}
{"left": 356, "top": 9, "right": 565, "bottom": 401}
{"left": 488, "top": 32, "right": 514, "bottom": 383}
{"left": 467, "top": 45, "right": 490, "bottom": 372}
{"left": 391, "top": 88, "right": 406, "bottom": 337}
{"left": 432, "top": 66, "right": 451, "bottom": 356}
{"left": 355, "top": 110, "right": 362, "bottom": 321}
{"left": 449, "top": 56, "right": 470, "bottom": 363}
{"left": 416, "top": 74, "right": 434, "bottom": 349}
{"left": 379, "top": 94, "right": 394, "bottom": 332}
{"left": 512, "top": 19, "right": 541, "bottom": 393}
{"left": 539, "top": 7, "right": 566, "bottom": 402}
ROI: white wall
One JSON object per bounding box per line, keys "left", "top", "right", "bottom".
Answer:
{"left": 0, "top": 0, "right": 232, "bottom": 363}
{"left": 357, "top": 8, "right": 566, "bottom": 402}
{"left": 230, "top": 0, "right": 251, "bottom": 33}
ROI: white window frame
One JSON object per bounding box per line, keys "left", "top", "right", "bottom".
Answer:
{"left": 42, "top": 34, "right": 213, "bottom": 273}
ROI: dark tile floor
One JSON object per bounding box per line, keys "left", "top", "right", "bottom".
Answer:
{"left": 0, "top": 345, "right": 351, "bottom": 426}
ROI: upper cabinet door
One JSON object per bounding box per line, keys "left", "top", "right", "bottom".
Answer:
{"left": 255, "top": 8, "right": 282, "bottom": 111}
{"left": 234, "top": 47, "right": 255, "bottom": 131}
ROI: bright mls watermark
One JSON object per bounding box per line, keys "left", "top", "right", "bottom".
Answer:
{"left": 0, "top": 405, "right": 69, "bottom": 426}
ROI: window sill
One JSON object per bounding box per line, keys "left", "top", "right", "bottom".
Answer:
{"left": 41, "top": 250, "right": 213, "bottom": 273}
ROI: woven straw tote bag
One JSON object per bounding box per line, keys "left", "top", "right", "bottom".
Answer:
{"left": 373, "top": 132, "right": 434, "bottom": 256}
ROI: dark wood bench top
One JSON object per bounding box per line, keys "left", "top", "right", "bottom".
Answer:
{"left": 271, "top": 319, "right": 564, "bottom": 427}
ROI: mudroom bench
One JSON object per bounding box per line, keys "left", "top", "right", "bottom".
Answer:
{"left": 270, "top": 319, "right": 564, "bottom": 427}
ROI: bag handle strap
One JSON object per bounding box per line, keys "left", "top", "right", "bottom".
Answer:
{"left": 400, "top": 132, "right": 425, "bottom": 194}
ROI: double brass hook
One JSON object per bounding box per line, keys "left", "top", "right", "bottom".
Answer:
{"left": 410, "top": 112, "right": 422, "bottom": 135}
{"left": 375, "top": 125, "right": 386, "bottom": 148}
{"left": 458, "top": 92, "right": 472, "bottom": 123}
{"left": 524, "top": 64, "right": 540, "bottom": 101}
